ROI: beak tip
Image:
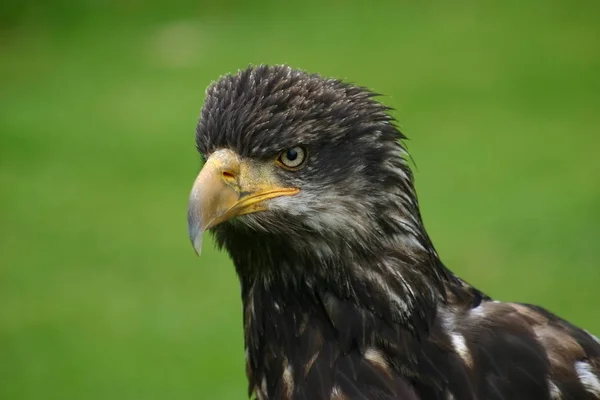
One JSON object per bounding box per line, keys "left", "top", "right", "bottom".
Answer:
{"left": 188, "top": 203, "right": 204, "bottom": 256}
{"left": 188, "top": 222, "right": 203, "bottom": 257}
{"left": 192, "top": 234, "right": 203, "bottom": 257}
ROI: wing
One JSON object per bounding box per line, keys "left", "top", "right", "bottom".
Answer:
{"left": 443, "top": 300, "right": 600, "bottom": 400}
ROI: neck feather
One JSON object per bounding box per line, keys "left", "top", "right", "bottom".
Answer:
{"left": 214, "top": 186, "right": 487, "bottom": 398}
{"left": 218, "top": 216, "right": 457, "bottom": 333}
{"left": 226, "top": 229, "right": 483, "bottom": 399}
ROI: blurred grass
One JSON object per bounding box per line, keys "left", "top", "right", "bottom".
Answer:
{"left": 1, "top": 1, "right": 599, "bottom": 399}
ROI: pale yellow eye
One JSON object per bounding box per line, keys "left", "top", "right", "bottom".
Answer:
{"left": 277, "top": 147, "right": 307, "bottom": 169}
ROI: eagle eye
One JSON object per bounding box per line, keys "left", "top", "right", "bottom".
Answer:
{"left": 277, "top": 146, "right": 307, "bottom": 170}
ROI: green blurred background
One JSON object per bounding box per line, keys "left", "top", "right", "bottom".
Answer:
{"left": 1, "top": 1, "right": 599, "bottom": 398}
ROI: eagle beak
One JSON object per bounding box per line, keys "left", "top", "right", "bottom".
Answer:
{"left": 187, "top": 149, "right": 299, "bottom": 255}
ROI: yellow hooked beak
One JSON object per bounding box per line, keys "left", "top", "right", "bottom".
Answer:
{"left": 187, "top": 149, "right": 300, "bottom": 255}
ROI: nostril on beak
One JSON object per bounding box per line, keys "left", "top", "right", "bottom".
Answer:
{"left": 221, "top": 170, "right": 237, "bottom": 185}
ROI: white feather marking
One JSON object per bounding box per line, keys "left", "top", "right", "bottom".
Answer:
{"left": 249, "top": 295, "right": 255, "bottom": 318}
{"left": 261, "top": 377, "right": 268, "bottom": 397}
{"left": 282, "top": 360, "right": 294, "bottom": 398}
{"left": 451, "top": 333, "right": 473, "bottom": 367}
{"left": 330, "top": 385, "right": 346, "bottom": 400}
{"left": 548, "top": 379, "right": 561, "bottom": 399}
{"left": 576, "top": 361, "right": 600, "bottom": 396}
{"left": 470, "top": 304, "right": 486, "bottom": 319}
{"left": 364, "top": 348, "right": 391, "bottom": 377}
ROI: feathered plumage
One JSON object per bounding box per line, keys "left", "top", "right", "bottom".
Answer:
{"left": 187, "top": 65, "right": 600, "bottom": 400}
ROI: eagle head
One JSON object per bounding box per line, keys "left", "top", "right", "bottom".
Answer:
{"left": 188, "top": 65, "right": 427, "bottom": 276}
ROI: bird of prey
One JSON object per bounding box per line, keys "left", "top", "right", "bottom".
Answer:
{"left": 187, "top": 65, "right": 600, "bottom": 400}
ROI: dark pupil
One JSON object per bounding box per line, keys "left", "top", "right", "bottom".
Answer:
{"left": 286, "top": 149, "right": 298, "bottom": 161}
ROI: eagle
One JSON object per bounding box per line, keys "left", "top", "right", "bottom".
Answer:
{"left": 187, "top": 65, "right": 600, "bottom": 400}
